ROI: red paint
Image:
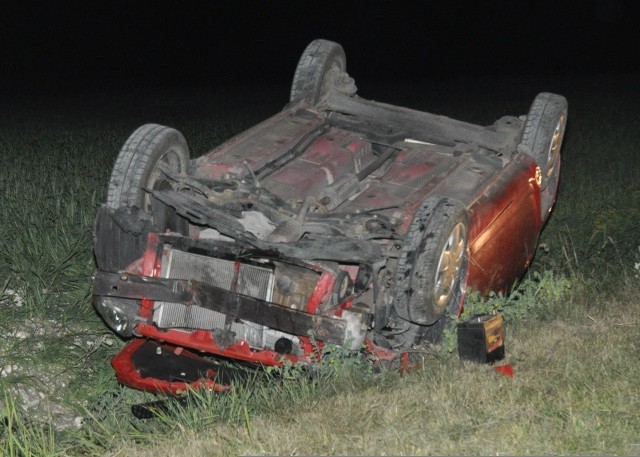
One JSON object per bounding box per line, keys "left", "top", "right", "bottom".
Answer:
{"left": 306, "top": 271, "right": 335, "bottom": 314}
{"left": 111, "top": 338, "right": 230, "bottom": 395}
{"left": 467, "top": 155, "right": 541, "bottom": 293}
{"left": 195, "top": 109, "right": 324, "bottom": 181}
{"left": 137, "top": 233, "right": 162, "bottom": 318}
{"left": 137, "top": 324, "right": 310, "bottom": 366}
{"left": 494, "top": 364, "right": 514, "bottom": 377}
{"left": 141, "top": 233, "right": 160, "bottom": 277}
{"left": 264, "top": 129, "right": 374, "bottom": 199}
{"left": 364, "top": 338, "right": 403, "bottom": 363}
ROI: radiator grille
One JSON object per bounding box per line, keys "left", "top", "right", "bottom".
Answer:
{"left": 163, "top": 249, "right": 273, "bottom": 301}
{"left": 152, "top": 249, "right": 299, "bottom": 351}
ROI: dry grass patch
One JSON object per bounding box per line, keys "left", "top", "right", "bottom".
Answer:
{"left": 120, "top": 286, "right": 639, "bottom": 457}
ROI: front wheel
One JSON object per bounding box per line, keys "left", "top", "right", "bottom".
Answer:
{"left": 393, "top": 197, "right": 469, "bottom": 326}
{"left": 106, "top": 124, "right": 190, "bottom": 234}
{"left": 107, "top": 124, "right": 190, "bottom": 212}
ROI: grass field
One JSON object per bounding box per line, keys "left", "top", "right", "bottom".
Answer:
{"left": 1, "top": 74, "right": 638, "bottom": 456}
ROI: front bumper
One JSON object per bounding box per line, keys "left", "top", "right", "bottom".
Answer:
{"left": 94, "top": 270, "right": 354, "bottom": 346}
{"left": 111, "top": 338, "right": 248, "bottom": 395}
{"left": 94, "top": 270, "right": 372, "bottom": 390}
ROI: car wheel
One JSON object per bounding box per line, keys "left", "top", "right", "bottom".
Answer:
{"left": 107, "top": 124, "right": 189, "bottom": 210}
{"left": 520, "top": 92, "right": 567, "bottom": 220}
{"left": 377, "top": 311, "right": 426, "bottom": 350}
{"left": 106, "top": 124, "right": 190, "bottom": 233}
{"left": 290, "top": 39, "right": 347, "bottom": 105}
{"left": 393, "top": 197, "right": 469, "bottom": 327}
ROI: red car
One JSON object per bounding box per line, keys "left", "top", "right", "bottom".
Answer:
{"left": 93, "top": 39, "right": 567, "bottom": 395}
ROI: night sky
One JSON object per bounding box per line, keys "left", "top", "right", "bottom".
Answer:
{"left": 2, "top": 1, "right": 638, "bottom": 96}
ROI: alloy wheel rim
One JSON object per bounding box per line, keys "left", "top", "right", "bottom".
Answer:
{"left": 545, "top": 114, "right": 566, "bottom": 181}
{"left": 434, "top": 222, "right": 466, "bottom": 308}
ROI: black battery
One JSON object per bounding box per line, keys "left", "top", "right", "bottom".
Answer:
{"left": 457, "top": 314, "right": 505, "bottom": 363}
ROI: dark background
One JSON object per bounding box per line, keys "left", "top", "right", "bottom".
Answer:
{"left": 2, "top": 1, "right": 638, "bottom": 96}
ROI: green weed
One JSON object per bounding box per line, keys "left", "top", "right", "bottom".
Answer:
{"left": 1, "top": 380, "right": 57, "bottom": 457}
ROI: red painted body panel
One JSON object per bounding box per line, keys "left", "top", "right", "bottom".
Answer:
{"left": 466, "top": 155, "right": 542, "bottom": 293}
{"left": 136, "top": 324, "right": 309, "bottom": 366}
{"left": 193, "top": 108, "right": 324, "bottom": 180}
{"left": 264, "top": 130, "right": 374, "bottom": 198}
{"left": 340, "top": 146, "right": 451, "bottom": 219}
{"left": 191, "top": 105, "right": 516, "bottom": 239}
{"left": 111, "top": 338, "right": 229, "bottom": 395}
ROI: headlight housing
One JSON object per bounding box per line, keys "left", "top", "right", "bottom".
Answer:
{"left": 94, "top": 297, "right": 140, "bottom": 337}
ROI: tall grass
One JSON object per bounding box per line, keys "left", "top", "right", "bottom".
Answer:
{"left": 1, "top": 383, "right": 56, "bottom": 457}
{"left": 1, "top": 75, "right": 638, "bottom": 455}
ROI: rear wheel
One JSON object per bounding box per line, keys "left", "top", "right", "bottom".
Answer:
{"left": 290, "top": 39, "right": 351, "bottom": 105}
{"left": 520, "top": 93, "right": 567, "bottom": 221}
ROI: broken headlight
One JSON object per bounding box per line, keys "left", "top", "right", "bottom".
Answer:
{"left": 94, "top": 297, "right": 140, "bottom": 337}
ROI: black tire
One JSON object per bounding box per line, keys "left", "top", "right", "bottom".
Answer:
{"left": 377, "top": 311, "right": 427, "bottom": 350}
{"left": 393, "top": 197, "right": 469, "bottom": 326}
{"left": 290, "top": 39, "right": 347, "bottom": 105}
{"left": 520, "top": 93, "right": 567, "bottom": 220}
{"left": 107, "top": 124, "right": 190, "bottom": 213}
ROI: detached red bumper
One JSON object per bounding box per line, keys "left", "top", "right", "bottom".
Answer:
{"left": 111, "top": 338, "right": 247, "bottom": 395}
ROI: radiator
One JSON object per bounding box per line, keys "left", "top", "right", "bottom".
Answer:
{"left": 152, "top": 249, "right": 299, "bottom": 351}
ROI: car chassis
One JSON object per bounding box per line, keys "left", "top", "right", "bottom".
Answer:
{"left": 92, "top": 40, "right": 567, "bottom": 395}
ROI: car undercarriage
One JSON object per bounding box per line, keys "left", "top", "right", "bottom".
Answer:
{"left": 92, "top": 39, "right": 567, "bottom": 395}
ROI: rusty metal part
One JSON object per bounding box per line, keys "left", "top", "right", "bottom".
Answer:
{"left": 94, "top": 271, "right": 350, "bottom": 345}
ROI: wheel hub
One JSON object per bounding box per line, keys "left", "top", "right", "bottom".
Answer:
{"left": 434, "top": 222, "right": 466, "bottom": 308}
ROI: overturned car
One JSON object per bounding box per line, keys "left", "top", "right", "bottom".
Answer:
{"left": 93, "top": 39, "right": 567, "bottom": 394}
